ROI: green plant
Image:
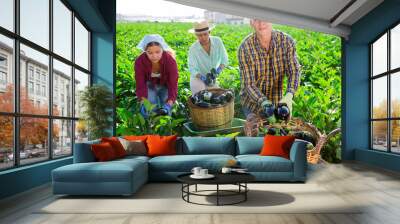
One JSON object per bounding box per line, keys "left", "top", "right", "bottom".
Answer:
{"left": 79, "top": 84, "right": 113, "bottom": 140}
{"left": 116, "top": 99, "right": 185, "bottom": 136}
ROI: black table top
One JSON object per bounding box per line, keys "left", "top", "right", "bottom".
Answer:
{"left": 177, "top": 172, "right": 255, "bottom": 185}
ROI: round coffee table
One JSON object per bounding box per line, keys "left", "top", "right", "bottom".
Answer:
{"left": 177, "top": 172, "right": 255, "bottom": 206}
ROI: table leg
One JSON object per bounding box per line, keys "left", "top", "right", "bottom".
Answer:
{"left": 195, "top": 184, "right": 197, "bottom": 192}
{"left": 217, "top": 184, "right": 219, "bottom": 206}
{"left": 245, "top": 183, "right": 247, "bottom": 201}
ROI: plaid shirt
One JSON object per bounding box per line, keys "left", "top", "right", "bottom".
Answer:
{"left": 238, "top": 31, "right": 300, "bottom": 114}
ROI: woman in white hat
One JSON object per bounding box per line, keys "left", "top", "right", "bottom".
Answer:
{"left": 135, "top": 34, "right": 178, "bottom": 117}
{"left": 188, "top": 21, "right": 229, "bottom": 95}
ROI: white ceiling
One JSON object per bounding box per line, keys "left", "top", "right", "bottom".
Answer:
{"left": 167, "top": 0, "right": 384, "bottom": 38}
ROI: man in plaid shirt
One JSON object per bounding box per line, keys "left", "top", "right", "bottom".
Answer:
{"left": 238, "top": 19, "right": 301, "bottom": 120}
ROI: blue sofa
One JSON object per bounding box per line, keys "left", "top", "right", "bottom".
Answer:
{"left": 52, "top": 137, "right": 307, "bottom": 196}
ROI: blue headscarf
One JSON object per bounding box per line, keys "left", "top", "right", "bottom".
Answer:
{"left": 137, "top": 34, "right": 171, "bottom": 52}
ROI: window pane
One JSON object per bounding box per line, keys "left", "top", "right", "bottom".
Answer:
{"left": 53, "top": 59, "right": 72, "bottom": 117}
{"left": 74, "top": 18, "right": 89, "bottom": 70}
{"left": 391, "top": 120, "right": 400, "bottom": 153}
{"left": 0, "top": 0, "right": 14, "bottom": 31}
{"left": 53, "top": 0, "right": 72, "bottom": 60}
{"left": 20, "top": 117, "right": 49, "bottom": 165}
{"left": 75, "top": 120, "right": 88, "bottom": 143}
{"left": 372, "top": 121, "right": 388, "bottom": 151}
{"left": 74, "top": 69, "right": 89, "bottom": 118}
{"left": 372, "top": 33, "right": 387, "bottom": 76}
{"left": 20, "top": 44, "right": 49, "bottom": 115}
{"left": 391, "top": 72, "right": 400, "bottom": 118}
{"left": 20, "top": 0, "right": 49, "bottom": 49}
{"left": 0, "top": 35, "right": 14, "bottom": 113}
{"left": 53, "top": 119, "right": 72, "bottom": 158}
{"left": 391, "top": 24, "right": 400, "bottom": 70}
{"left": 0, "top": 116, "right": 14, "bottom": 170}
{"left": 372, "top": 77, "right": 387, "bottom": 119}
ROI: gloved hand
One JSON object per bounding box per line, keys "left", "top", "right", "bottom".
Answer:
{"left": 260, "top": 99, "right": 275, "bottom": 118}
{"left": 205, "top": 73, "right": 215, "bottom": 86}
{"left": 216, "top": 66, "right": 223, "bottom": 75}
{"left": 198, "top": 74, "right": 207, "bottom": 82}
{"left": 278, "top": 93, "right": 293, "bottom": 115}
{"left": 162, "top": 103, "right": 172, "bottom": 115}
{"left": 139, "top": 104, "right": 148, "bottom": 118}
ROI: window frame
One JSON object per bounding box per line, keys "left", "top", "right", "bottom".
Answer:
{"left": 0, "top": 0, "right": 92, "bottom": 171}
{"left": 370, "top": 20, "right": 400, "bottom": 154}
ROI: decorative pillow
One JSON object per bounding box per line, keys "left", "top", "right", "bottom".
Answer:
{"left": 119, "top": 138, "right": 147, "bottom": 156}
{"left": 124, "top": 135, "right": 148, "bottom": 142}
{"left": 101, "top": 137, "right": 126, "bottom": 158}
{"left": 259, "top": 135, "right": 295, "bottom": 159}
{"left": 146, "top": 135, "right": 177, "bottom": 157}
{"left": 91, "top": 142, "right": 117, "bottom": 162}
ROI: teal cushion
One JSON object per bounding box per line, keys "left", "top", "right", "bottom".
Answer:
{"left": 236, "top": 137, "right": 264, "bottom": 155}
{"left": 236, "top": 155, "right": 293, "bottom": 172}
{"left": 149, "top": 154, "right": 235, "bottom": 172}
{"left": 52, "top": 159, "right": 146, "bottom": 183}
{"left": 180, "top": 137, "right": 235, "bottom": 155}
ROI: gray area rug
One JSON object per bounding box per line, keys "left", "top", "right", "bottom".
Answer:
{"left": 37, "top": 183, "right": 361, "bottom": 214}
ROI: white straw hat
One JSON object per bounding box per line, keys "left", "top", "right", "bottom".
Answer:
{"left": 188, "top": 21, "right": 215, "bottom": 34}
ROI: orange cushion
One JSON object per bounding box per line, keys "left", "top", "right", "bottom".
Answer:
{"left": 260, "top": 135, "right": 295, "bottom": 159}
{"left": 91, "top": 142, "right": 117, "bottom": 161}
{"left": 101, "top": 137, "right": 126, "bottom": 158}
{"left": 146, "top": 135, "right": 177, "bottom": 157}
{"left": 124, "top": 135, "right": 148, "bottom": 142}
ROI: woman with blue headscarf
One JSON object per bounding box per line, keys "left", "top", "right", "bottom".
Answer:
{"left": 135, "top": 34, "right": 178, "bottom": 117}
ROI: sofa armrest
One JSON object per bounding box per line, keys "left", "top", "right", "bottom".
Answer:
{"left": 73, "top": 140, "right": 100, "bottom": 163}
{"left": 289, "top": 140, "right": 308, "bottom": 181}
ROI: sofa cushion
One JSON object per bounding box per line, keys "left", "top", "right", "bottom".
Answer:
{"left": 236, "top": 155, "right": 293, "bottom": 172}
{"left": 236, "top": 137, "right": 264, "bottom": 155}
{"left": 179, "top": 137, "right": 235, "bottom": 155}
{"left": 52, "top": 159, "right": 147, "bottom": 183}
{"left": 148, "top": 154, "right": 235, "bottom": 172}
{"left": 147, "top": 135, "right": 177, "bottom": 157}
{"left": 119, "top": 138, "right": 147, "bottom": 156}
{"left": 260, "top": 135, "right": 295, "bottom": 159}
{"left": 101, "top": 137, "right": 127, "bottom": 158}
{"left": 91, "top": 142, "right": 118, "bottom": 161}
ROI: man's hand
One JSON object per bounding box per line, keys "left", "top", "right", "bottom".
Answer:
{"left": 278, "top": 93, "right": 293, "bottom": 113}
{"left": 260, "top": 99, "right": 275, "bottom": 118}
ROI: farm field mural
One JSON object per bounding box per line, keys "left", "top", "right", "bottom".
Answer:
{"left": 116, "top": 22, "right": 342, "bottom": 162}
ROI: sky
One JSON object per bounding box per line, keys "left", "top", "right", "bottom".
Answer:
{"left": 116, "top": 0, "right": 204, "bottom": 17}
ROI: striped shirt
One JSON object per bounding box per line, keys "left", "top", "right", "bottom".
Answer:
{"left": 238, "top": 31, "right": 301, "bottom": 114}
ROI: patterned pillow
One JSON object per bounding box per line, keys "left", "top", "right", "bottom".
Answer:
{"left": 119, "top": 138, "right": 147, "bottom": 156}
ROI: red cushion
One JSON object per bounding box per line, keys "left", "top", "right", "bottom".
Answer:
{"left": 146, "top": 135, "right": 177, "bottom": 157}
{"left": 101, "top": 137, "right": 126, "bottom": 158}
{"left": 91, "top": 142, "right": 117, "bottom": 161}
{"left": 260, "top": 135, "right": 295, "bottom": 159}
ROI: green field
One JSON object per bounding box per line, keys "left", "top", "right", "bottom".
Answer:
{"left": 116, "top": 22, "right": 342, "bottom": 162}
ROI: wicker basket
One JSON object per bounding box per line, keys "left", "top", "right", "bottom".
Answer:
{"left": 307, "top": 148, "right": 320, "bottom": 164}
{"left": 188, "top": 88, "right": 234, "bottom": 130}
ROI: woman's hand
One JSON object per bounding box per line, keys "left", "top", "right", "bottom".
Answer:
{"left": 166, "top": 100, "right": 173, "bottom": 106}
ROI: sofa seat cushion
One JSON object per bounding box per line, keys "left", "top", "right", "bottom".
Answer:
{"left": 149, "top": 154, "right": 235, "bottom": 172}
{"left": 52, "top": 159, "right": 147, "bottom": 183}
{"left": 236, "top": 155, "right": 293, "bottom": 172}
